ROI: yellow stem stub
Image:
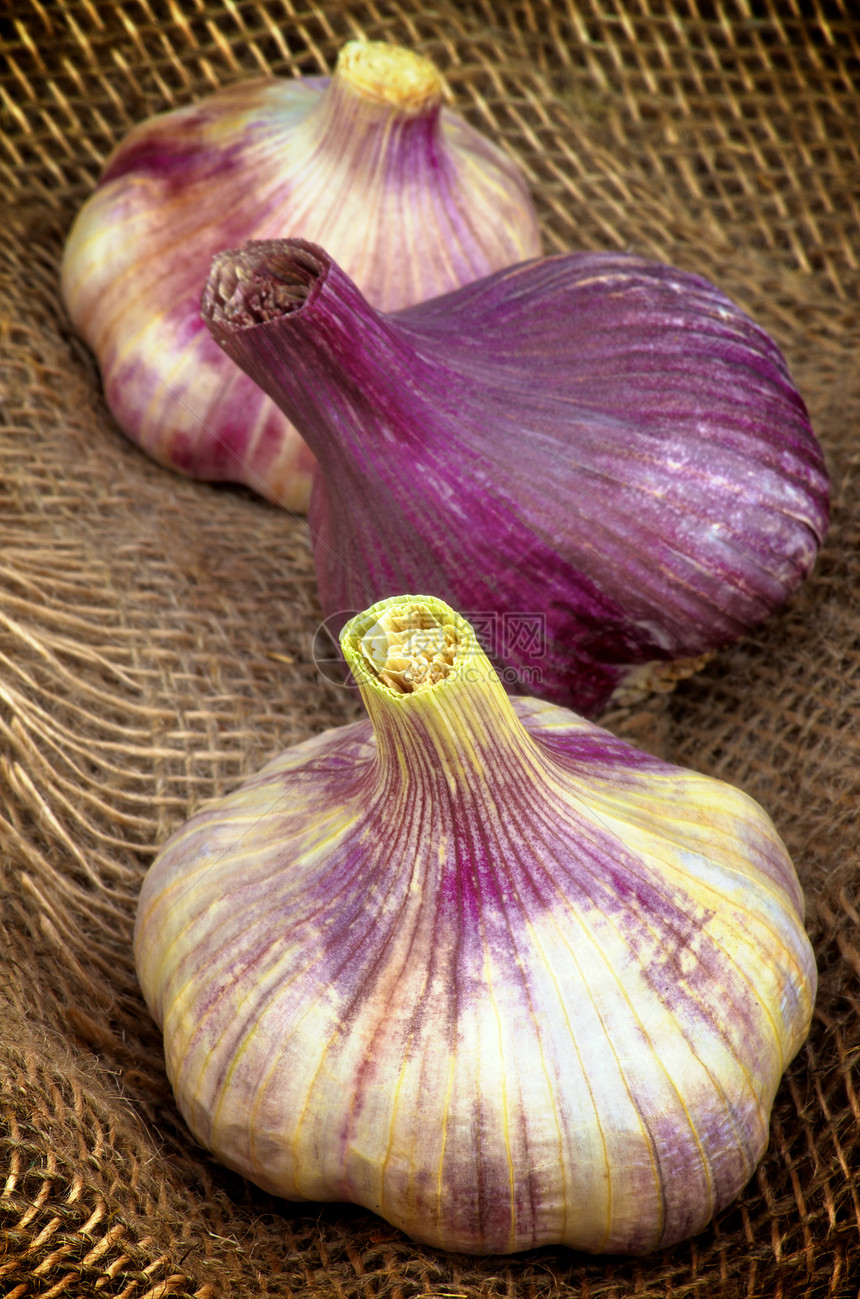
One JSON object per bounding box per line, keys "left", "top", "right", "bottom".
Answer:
{"left": 358, "top": 601, "right": 459, "bottom": 694}
{"left": 335, "top": 40, "right": 444, "bottom": 115}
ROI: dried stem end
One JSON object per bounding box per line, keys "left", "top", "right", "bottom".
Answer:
{"left": 205, "top": 243, "right": 324, "bottom": 329}
{"left": 335, "top": 40, "right": 444, "bottom": 115}
{"left": 342, "top": 596, "right": 469, "bottom": 696}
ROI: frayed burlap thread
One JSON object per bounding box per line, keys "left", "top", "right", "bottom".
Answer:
{"left": 2, "top": 1, "right": 859, "bottom": 1295}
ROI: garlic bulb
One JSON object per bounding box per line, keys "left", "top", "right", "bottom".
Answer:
{"left": 202, "top": 239, "right": 830, "bottom": 716}
{"left": 60, "top": 42, "right": 541, "bottom": 513}
{"left": 135, "top": 594, "right": 816, "bottom": 1256}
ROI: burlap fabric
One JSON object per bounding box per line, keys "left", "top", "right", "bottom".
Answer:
{"left": 2, "top": 1, "right": 858, "bottom": 1294}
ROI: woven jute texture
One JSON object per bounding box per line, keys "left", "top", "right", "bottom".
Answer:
{"left": 2, "top": 1, "right": 859, "bottom": 1295}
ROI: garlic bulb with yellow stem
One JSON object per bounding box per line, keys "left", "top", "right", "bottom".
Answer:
{"left": 61, "top": 41, "right": 541, "bottom": 512}
{"left": 135, "top": 595, "right": 816, "bottom": 1256}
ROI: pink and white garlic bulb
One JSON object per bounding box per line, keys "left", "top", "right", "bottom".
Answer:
{"left": 136, "top": 595, "right": 816, "bottom": 1256}
{"left": 61, "top": 41, "right": 541, "bottom": 511}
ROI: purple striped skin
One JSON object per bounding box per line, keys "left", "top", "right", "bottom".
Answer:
{"left": 135, "top": 596, "right": 816, "bottom": 1256}
{"left": 60, "top": 45, "right": 541, "bottom": 513}
{"left": 202, "top": 240, "right": 830, "bottom": 716}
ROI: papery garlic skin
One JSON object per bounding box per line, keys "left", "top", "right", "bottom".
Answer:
{"left": 202, "top": 239, "right": 829, "bottom": 715}
{"left": 60, "top": 42, "right": 541, "bottom": 512}
{"left": 135, "top": 594, "right": 816, "bottom": 1255}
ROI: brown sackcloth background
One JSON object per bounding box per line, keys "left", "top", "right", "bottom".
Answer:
{"left": 2, "top": 0, "right": 859, "bottom": 1295}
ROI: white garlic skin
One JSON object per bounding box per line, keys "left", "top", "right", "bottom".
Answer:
{"left": 60, "top": 42, "right": 542, "bottom": 512}
{"left": 135, "top": 597, "right": 816, "bottom": 1255}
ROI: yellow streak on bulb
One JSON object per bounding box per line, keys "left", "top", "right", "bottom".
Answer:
{"left": 436, "top": 1050, "right": 457, "bottom": 1230}
{"left": 483, "top": 947, "right": 517, "bottom": 1252}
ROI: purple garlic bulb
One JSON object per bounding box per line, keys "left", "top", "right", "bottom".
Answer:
{"left": 202, "top": 239, "right": 830, "bottom": 716}
{"left": 60, "top": 41, "right": 541, "bottom": 512}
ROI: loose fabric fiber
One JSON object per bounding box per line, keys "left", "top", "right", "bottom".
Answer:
{"left": 1, "top": 1, "right": 859, "bottom": 1295}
